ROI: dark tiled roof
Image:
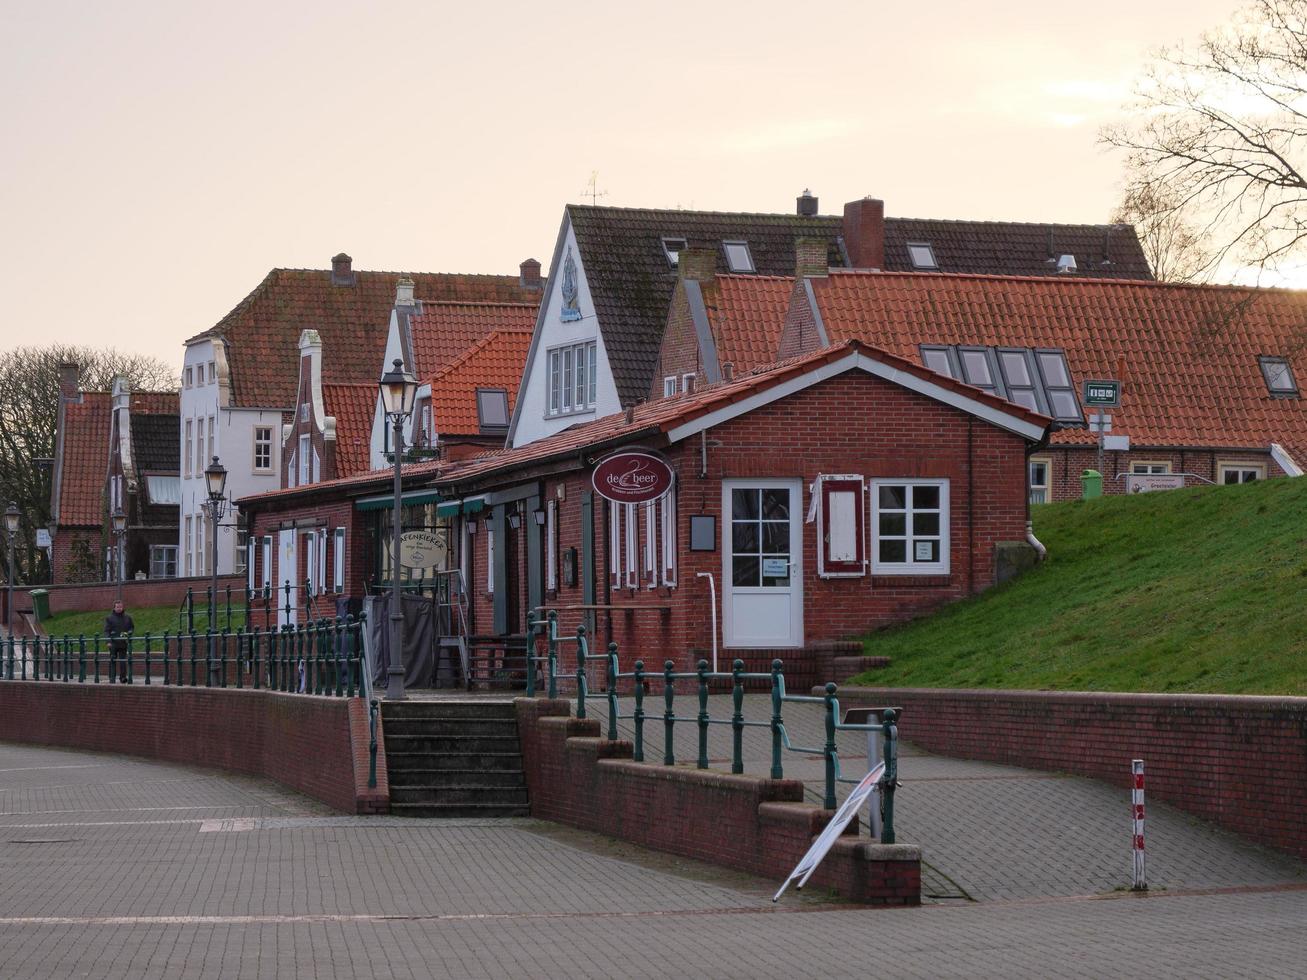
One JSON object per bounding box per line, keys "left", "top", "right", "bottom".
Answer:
{"left": 569, "top": 204, "right": 1152, "bottom": 408}
{"left": 883, "top": 219, "right": 1153, "bottom": 279}
{"left": 568, "top": 205, "right": 844, "bottom": 407}
{"left": 58, "top": 393, "right": 111, "bottom": 527}
{"left": 410, "top": 301, "right": 538, "bottom": 381}
{"left": 322, "top": 383, "right": 377, "bottom": 478}
{"left": 129, "top": 412, "right": 180, "bottom": 474}
{"left": 808, "top": 271, "right": 1307, "bottom": 461}
{"left": 190, "top": 267, "right": 540, "bottom": 409}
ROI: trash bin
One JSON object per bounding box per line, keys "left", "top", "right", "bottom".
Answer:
{"left": 30, "top": 589, "right": 50, "bottom": 622}
{"left": 1081, "top": 469, "right": 1103, "bottom": 499}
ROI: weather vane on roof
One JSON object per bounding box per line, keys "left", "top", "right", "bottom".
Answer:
{"left": 581, "top": 171, "right": 608, "bottom": 206}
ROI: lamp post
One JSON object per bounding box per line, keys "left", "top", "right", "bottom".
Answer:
{"left": 4, "top": 502, "right": 19, "bottom": 632}
{"left": 204, "top": 457, "right": 228, "bottom": 680}
{"left": 111, "top": 507, "right": 127, "bottom": 601}
{"left": 379, "top": 359, "right": 418, "bottom": 701}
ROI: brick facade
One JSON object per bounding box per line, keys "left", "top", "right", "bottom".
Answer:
{"left": 840, "top": 686, "right": 1307, "bottom": 862}
{"left": 1037, "top": 445, "right": 1286, "bottom": 501}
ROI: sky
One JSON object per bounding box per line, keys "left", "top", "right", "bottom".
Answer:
{"left": 0, "top": 0, "right": 1243, "bottom": 370}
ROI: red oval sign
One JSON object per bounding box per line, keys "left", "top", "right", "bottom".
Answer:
{"left": 591, "top": 451, "right": 675, "bottom": 505}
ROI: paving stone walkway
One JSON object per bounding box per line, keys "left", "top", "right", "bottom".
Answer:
{"left": 2, "top": 721, "right": 1306, "bottom": 977}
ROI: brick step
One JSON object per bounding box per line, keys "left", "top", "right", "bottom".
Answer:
{"left": 380, "top": 700, "right": 517, "bottom": 721}
{"left": 387, "top": 769, "right": 525, "bottom": 789}
{"left": 383, "top": 734, "right": 521, "bottom": 754}
{"left": 389, "top": 802, "right": 531, "bottom": 819}
{"left": 389, "top": 784, "right": 530, "bottom": 806}
{"left": 382, "top": 718, "right": 519, "bottom": 737}
{"left": 832, "top": 655, "right": 891, "bottom": 681}
{"left": 383, "top": 751, "right": 525, "bottom": 772}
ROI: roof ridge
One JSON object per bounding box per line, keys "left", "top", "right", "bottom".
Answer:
{"left": 822, "top": 269, "right": 1283, "bottom": 293}
{"left": 887, "top": 216, "right": 1135, "bottom": 230}
{"left": 413, "top": 300, "right": 541, "bottom": 311}
{"left": 429, "top": 328, "right": 529, "bottom": 382}
{"left": 568, "top": 203, "right": 841, "bottom": 222}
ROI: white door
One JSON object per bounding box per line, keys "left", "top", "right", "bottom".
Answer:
{"left": 722, "top": 480, "right": 803, "bottom": 648}
{"left": 277, "top": 529, "right": 297, "bottom": 627}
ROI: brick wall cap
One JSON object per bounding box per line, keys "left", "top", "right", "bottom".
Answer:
{"left": 834, "top": 840, "right": 922, "bottom": 862}
{"left": 836, "top": 686, "right": 1307, "bottom": 712}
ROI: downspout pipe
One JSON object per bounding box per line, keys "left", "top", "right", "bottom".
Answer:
{"left": 1025, "top": 430, "right": 1051, "bottom": 563}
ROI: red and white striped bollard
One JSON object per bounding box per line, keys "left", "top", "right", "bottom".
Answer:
{"left": 1132, "top": 758, "right": 1147, "bottom": 890}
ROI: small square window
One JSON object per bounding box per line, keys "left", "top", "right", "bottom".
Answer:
{"left": 476, "top": 388, "right": 510, "bottom": 430}
{"left": 661, "top": 237, "right": 687, "bottom": 267}
{"left": 722, "top": 241, "right": 754, "bottom": 273}
{"left": 663, "top": 376, "right": 677, "bottom": 398}
{"left": 1260, "top": 356, "right": 1299, "bottom": 396}
{"left": 907, "top": 242, "right": 938, "bottom": 270}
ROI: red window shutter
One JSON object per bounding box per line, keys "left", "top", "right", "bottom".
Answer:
{"left": 817, "top": 475, "right": 866, "bottom": 577}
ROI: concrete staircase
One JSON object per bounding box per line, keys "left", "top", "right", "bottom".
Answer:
{"left": 380, "top": 700, "right": 530, "bottom": 818}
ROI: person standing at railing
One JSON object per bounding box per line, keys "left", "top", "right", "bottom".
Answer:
{"left": 105, "top": 599, "right": 134, "bottom": 684}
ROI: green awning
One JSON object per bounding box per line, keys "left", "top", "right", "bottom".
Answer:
{"left": 435, "top": 500, "right": 461, "bottom": 517}
{"left": 462, "top": 496, "right": 487, "bottom": 514}
{"left": 354, "top": 489, "right": 442, "bottom": 512}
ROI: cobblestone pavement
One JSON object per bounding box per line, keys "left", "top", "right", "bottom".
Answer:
{"left": 3, "top": 737, "right": 1307, "bottom": 978}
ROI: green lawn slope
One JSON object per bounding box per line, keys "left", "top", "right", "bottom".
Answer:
{"left": 42, "top": 603, "right": 247, "bottom": 638}
{"left": 849, "top": 475, "right": 1307, "bottom": 694}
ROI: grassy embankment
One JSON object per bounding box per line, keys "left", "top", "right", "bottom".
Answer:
{"left": 41, "top": 603, "right": 247, "bottom": 638}
{"left": 849, "top": 475, "right": 1307, "bottom": 694}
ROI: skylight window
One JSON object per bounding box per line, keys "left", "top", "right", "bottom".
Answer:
{"left": 722, "top": 241, "right": 755, "bottom": 273}
{"left": 997, "top": 349, "right": 1040, "bottom": 412}
{"left": 907, "top": 242, "right": 938, "bottom": 270}
{"left": 917, "top": 344, "right": 1083, "bottom": 423}
{"left": 958, "top": 347, "right": 998, "bottom": 396}
{"left": 476, "top": 388, "right": 510, "bottom": 430}
{"left": 661, "top": 237, "right": 687, "bottom": 268}
{"left": 1034, "top": 349, "right": 1081, "bottom": 421}
{"left": 1260, "top": 356, "right": 1299, "bottom": 397}
{"left": 921, "top": 346, "right": 954, "bottom": 377}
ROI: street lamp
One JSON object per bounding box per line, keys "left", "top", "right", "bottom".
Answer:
{"left": 379, "top": 358, "right": 418, "bottom": 701}
{"left": 4, "top": 502, "right": 19, "bottom": 632}
{"left": 111, "top": 507, "right": 127, "bottom": 601}
{"left": 204, "top": 457, "right": 228, "bottom": 680}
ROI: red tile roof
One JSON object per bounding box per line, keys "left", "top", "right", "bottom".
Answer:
{"left": 806, "top": 271, "right": 1307, "bottom": 461}
{"left": 190, "top": 267, "right": 540, "bottom": 409}
{"left": 410, "top": 301, "right": 538, "bottom": 381}
{"left": 240, "top": 340, "right": 1048, "bottom": 507}
{"left": 128, "top": 391, "right": 179, "bottom": 415}
{"left": 322, "top": 383, "right": 377, "bottom": 478}
{"left": 58, "top": 393, "right": 111, "bottom": 527}
{"left": 430, "top": 330, "right": 533, "bottom": 437}
{"left": 702, "top": 274, "right": 796, "bottom": 374}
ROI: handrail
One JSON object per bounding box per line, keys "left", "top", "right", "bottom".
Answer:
{"left": 1, "top": 615, "right": 367, "bottom": 699}
{"left": 520, "top": 625, "right": 900, "bottom": 842}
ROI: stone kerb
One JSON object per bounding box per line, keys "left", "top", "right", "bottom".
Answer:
{"left": 515, "top": 696, "right": 920, "bottom": 905}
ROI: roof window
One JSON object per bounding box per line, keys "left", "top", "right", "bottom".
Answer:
{"left": 661, "top": 237, "right": 687, "bottom": 268}
{"left": 722, "top": 241, "right": 755, "bottom": 273}
{"left": 1260, "top": 356, "right": 1299, "bottom": 397}
{"left": 907, "top": 242, "right": 938, "bottom": 270}
{"left": 917, "top": 344, "right": 1083, "bottom": 423}
{"left": 921, "top": 346, "right": 954, "bottom": 377}
{"left": 476, "top": 388, "right": 510, "bottom": 431}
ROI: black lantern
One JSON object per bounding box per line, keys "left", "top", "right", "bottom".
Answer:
{"left": 204, "top": 456, "right": 227, "bottom": 502}
{"left": 379, "top": 358, "right": 419, "bottom": 418}
{"left": 532, "top": 507, "right": 547, "bottom": 527}
{"left": 111, "top": 507, "right": 127, "bottom": 535}
{"left": 3, "top": 502, "right": 18, "bottom": 536}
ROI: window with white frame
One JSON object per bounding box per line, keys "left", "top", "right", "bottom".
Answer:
{"left": 545, "top": 500, "right": 558, "bottom": 592}
{"left": 333, "top": 527, "right": 346, "bottom": 592}
{"left": 195, "top": 513, "right": 206, "bottom": 577}
{"left": 1219, "top": 463, "right": 1264, "bottom": 484}
{"left": 298, "top": 435, "right": 311, "bottom": 486}
{"left": 235, "top": 528, "right": 248, "bottom": 574}
{"left": 871, "top": 480, "right": 949, "bottom": 575}
{"left": 149, "top": 545, "right": 177, "bottom": 579}
{"left": 681, "top": 373, "right": 696, "bottom": 394}
{"left": 317, "top": 528, "right": 328, "bottom": 597}
{"left": 196, "top": 417, "right": 205, "bottom": 474}
{"left": 207, "top": 415, "right": 215, "bottom": 462}
{"left": 254, "top": 427, "right": 272, "bottom": 472}
{"left": 907, "top": 242, "right": 938, "bottom": 270}
{"left": 1131, "top": 461, "right": 1171, "bottom": 475}
{"left": 1029, "top": 457, "right": 1052, "bottom": 504}
{"left": 208, "top": 361, "right": 215, "bottom": 385}
{"left": 261, "top": 535, "right": 272, "bottom": 596}
{"left": 486, "top": 527, "right": 495, "bottom": 593}
{"left": 663, "top": 376, "right": 677, "bottom": 398}
{"left": 184, "top": 515, "right": 192, "bottom": 576}
{"left": 197, "top": 363, "right": 205, "bottom": 385}
{"left": 185, "top": 367, "right": 193, "bottom": 388}
{"left": 609, "top": 494, "right": 677, "bottom": 589}
{"left": 547, "top": 341, "right": 597, "bottom": 416}
{"left": 246, "top": 535, "right": 256, "bottom": 591}
{"left": 184, "top": 420, "right": 193, "bottom": 479}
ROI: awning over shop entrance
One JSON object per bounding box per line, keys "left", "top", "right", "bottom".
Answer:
{"left": 434, "top": 494, "right": 487, "bottom": 517}
{"left": 353, "top": 489, "right": 442, "bottom": 512}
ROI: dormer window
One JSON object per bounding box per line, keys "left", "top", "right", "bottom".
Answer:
{"left": 907, "top": 242, "right": 938, "bottom": 270}
{"left": 476, "top": 388, "right": 510, "bottom": 431}
{"left": 1260, "top": 356, "right": 1299, "bottom": 397}
{"left": 723, "top": 241, "right": 755, "bottom": 273}
{"left": 661, "top": 237, "right": 687, "bottom": 268}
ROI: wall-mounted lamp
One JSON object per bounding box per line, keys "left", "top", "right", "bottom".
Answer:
{"left": 465, "top": 519, "right": 478, "bottom": 535}
{"left": 532, "top": 507, "right": 547, "bottom": 527}
{"left": 507, "top": 511, "right": 522, "bottom": 530}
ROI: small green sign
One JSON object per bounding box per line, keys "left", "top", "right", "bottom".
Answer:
{"left": 1084, "top": 380, "right": 1120, "bottom": 407}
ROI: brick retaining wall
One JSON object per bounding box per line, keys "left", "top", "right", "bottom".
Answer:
{"left": 839, "top": 686, "right": 1307, "bottom": 861}
{"left": 516, "top": 697, "right": 919, "bottom": 905}
{"left": 8, "top": 575, "right": 244, "bottom": 619}
{"left": 0, "top": 682, "right": 388, "bottom": 815}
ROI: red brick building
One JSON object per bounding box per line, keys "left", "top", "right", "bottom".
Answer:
{"left": 240, "top": 341, "right": 1048, "bottom": 685}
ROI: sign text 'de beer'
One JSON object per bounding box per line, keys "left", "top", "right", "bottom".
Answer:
{"left": 591, "top": 450, "right": 675, "bottom": 505}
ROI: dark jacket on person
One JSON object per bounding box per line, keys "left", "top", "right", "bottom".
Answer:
{"left": 105, "top": 611, "right": 134, "bottom": 652}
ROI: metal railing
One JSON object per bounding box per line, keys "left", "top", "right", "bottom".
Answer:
{"left": 525, "top": 611, "right": 900, "bottom": 843}
{"left": 1, "top": 616, "right": 367, "bottom": 698}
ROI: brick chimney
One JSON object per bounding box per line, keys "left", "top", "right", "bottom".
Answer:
{"left": 58, "top": 362, "right": 81, "bottom": 403}
{"left": 331, "top": 252, "right": 355, "bottom": 286}
{"left": 394, "top": 277, "right": 416, "bottom": 308}
{"left": 843, "top": 198, "right": 885, "bottom": 269}
{"left": 519, "top": 258, "right": 543, "bottom": 291}
{"left": 796, "top": 188, "right": 819, "bottom": 216}
{"left": 678, "top": 247, "right": 718, "bottom": 282}
{"left": 795, "top": 237, "right": 829, "bottom": 278}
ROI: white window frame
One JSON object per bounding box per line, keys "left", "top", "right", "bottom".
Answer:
{"left": 333, "top": 527, "right": 346, "bottom": 592}
{"left": 870, "top": 479, "right": 950, "bottom": 576}
{"left": 681, "top": 373, "right": 696, "bottom": 394}
{"left": 184, "top": 420, "right": 193, "bottom": 479}
{"left": 149, "top": 545, "right": 177, "bottom": 579}
{"left": 197, "top": 363, "right": 205, "bottom": 385}
{"left": 208, "top": 361, "right": 215, "bottom": 385}
{"left": 207, "top": 414, "right": 215, "bottom": 462}
{"left": 196, "top": 513, "right": 206, "bottom": 577}
{"left": 298, "top": 435, "right": 311, "bottom": 486}
{"left": 661, "top": 492, "right": 677, "bottom": 586}
{"left": 1131, "top": 461, "right": 1172, "bottom": 475}
{"left": 184, "top": 515, "right": 193, "bottom": 577}
{"left": 1029, "top": 456, "right": 1052, "bottom": 505}
{"left": 1218, "top": 462, "right": 1265, "bottom": 485}
{"left": 235, "top": 528, "right": 248, "bottom": 574}
{"left": 644, "top": 500, "right": 657, "bottom": 587}
{"left": 486, "top": 527, "right": 495, "bottom": 594}
{"left": 261, "top": 535, "right": 273, "bottom": 596}
{"left": 185, "top": 367, "right": 193, "bottom": 388}
{"left": 317, "top": 528, "right": 328, "bottom": 597}
{"left": 609, "top": 502, "right": 622, "bottom": 588}
{"left": 195, "top": 417, "right": 204, "bottom": 475}
{"left": 624, "top": 503, "right": 637, "bottom": 588}
{"left": 907, "top": 242, "right": 938, "bottom": 270}
{"left": 545, "top": 500, "right": 558, "bottom": 592}
{"left": 254, "top": 426, "right": 273, "bottom": 472}
{"left": 663, "top": 376, "right": 677, "bottom": 398}
{"left": 546, "top": 341, "right": 598, "bottom": 417}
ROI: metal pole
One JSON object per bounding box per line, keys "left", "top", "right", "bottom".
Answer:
{"left": 209, "top": 499, "right": 220, "bottom": 685}
{"left": 386, "top": 414, "right": 406, "bottom": 701}
{"left": 115, "top": 528, "right": 124, "bottom": 602}
{"left": 5, "top": 529, "right": 13, "bottom": 632}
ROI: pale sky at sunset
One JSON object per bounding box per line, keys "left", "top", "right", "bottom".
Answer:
{"left": 0, "top": 0, "right": 1241, "bottom": 370}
